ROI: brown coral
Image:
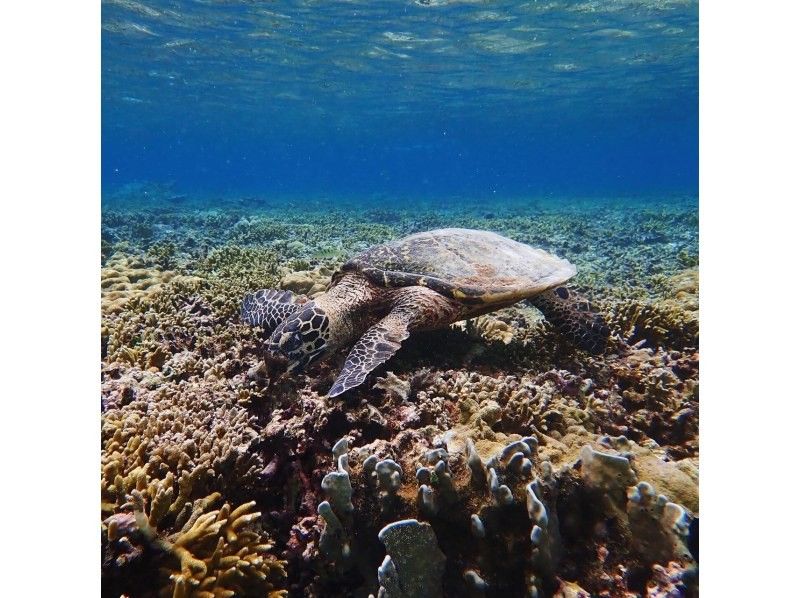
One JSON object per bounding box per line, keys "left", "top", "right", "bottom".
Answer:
{"left": 101, "top": 278, "right": 288, "bottom": 595}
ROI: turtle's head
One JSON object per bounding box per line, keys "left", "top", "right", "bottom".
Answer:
{"left": 267, "top": 301, "right": 331, "bottom": 372}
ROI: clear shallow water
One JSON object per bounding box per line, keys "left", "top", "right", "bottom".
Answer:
{"left": 102, "top": 0, "right": 698, "bottom": 199}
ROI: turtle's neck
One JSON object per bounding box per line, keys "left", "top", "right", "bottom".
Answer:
{"left": 312, "top": 273, "right": 387, "bottom": 349}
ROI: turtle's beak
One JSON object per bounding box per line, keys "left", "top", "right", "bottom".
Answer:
{"left": 286, "top": 358, "right": 303, "bottom": 373}
{"left": 286, "top": 347, "right": 326, "bottom": 373}
{"left": 265, "top": 353, "right": 290, "bottom": 381}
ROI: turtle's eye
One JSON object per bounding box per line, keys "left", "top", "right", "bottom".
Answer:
{"left": 277, "top": 320, "right": 303, "bottom": 352}
{"left": 268, "top": 303, "right": 330, "bottom": 370}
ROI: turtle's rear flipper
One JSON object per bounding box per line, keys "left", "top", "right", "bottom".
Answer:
{"left": 241, "top": 289, "right": 307, "bottom": 336}
{"left": 530, "top": 286, "right": 610, "bottom": 354}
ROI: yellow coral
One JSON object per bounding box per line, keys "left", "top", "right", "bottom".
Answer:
{"left": 459, "top": 315, "right": 516, "bottom": 344}
{"left": 279, "top": 265, "right": 333, "bottom": 297}
{"left": 101, "top": 382, "right": 263, "bottom": 519}
{"left": 604, "top": 267, "right": 699, "bottom": 349}
{"left": 160, "top": 500, "right": 287, "bottom": 598}
{"left": 104, "top": 468, "right": 286, "bottom": 598}
{"left": 102, "top": 253, "right": 202, "bottom": 314}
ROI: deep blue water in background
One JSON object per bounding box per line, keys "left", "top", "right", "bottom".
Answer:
{"left": 102, "top": 0, "right": 698, "bottom": 200}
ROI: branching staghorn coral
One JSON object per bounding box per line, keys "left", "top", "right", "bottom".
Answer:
{"left": 101, "top": 380, "right": 264, "bottom": 516}
{"left": 101, "top": 358, "right": 287, "bottom": 595}
{"left": 104, "top": 481, "right": 286, "bottom": 597}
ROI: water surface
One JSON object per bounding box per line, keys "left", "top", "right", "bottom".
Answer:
{"left": 102, "top": 0, "right": 698, "bottom": 199}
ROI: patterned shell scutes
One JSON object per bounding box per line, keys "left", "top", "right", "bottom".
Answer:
{"left": 339, "top": 228, "right": 577, "bottom": 305}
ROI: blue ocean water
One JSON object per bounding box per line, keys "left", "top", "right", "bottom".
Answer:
{"left": 102, "top": 0, "right": 698, "bottom": 201}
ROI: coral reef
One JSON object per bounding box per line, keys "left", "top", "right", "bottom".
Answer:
{"left": 604, "top": 268, "right": 699, "bottom": 350}
{"left": 102, "top": 253, "right": 202, "bottom": 314}
{"left": 100, "top": 370, "right": 289, "bottom": 596}
{"left": 103, "top": 493, "right": 287, "bottom": 598}
{"left": 194, "top": 245, "right": 282, "bottom": 319}
{"left": 101, "top": 196, "right": 699, "bottom": 597}
{"left": 293, "top": 432, "right": 696, "bottom": 597}
{"left": 101, "top": 277, "right": 289, "bottom": 595}
{"left": 280, "top": 266, "right": 334, "bottom": 298}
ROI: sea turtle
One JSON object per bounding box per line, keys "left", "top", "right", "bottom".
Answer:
{"left": 242, "top": 228, "right": 609, "bottom": 397}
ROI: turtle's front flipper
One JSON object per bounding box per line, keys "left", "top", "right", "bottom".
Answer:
{"left": 530, "top": 286, "right": 610, "bottom": 354}
{"left": 241, "top": 289, "right": 308, "bottom": 336}
{"left": 328, "top": 286, "right": 461, "bottom": 398}
{"left": 327, "top": 315, "right": 411, "bottom": 398}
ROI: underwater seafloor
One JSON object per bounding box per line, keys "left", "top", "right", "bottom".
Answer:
{"left": 101, "top": 185, "right": 699, "bottom": 598}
